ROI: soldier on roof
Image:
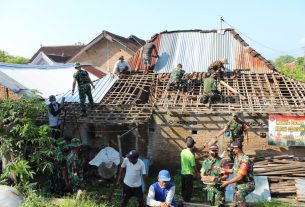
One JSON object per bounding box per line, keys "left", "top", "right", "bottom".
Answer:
{"left": 72, "top": 62, "right": 95, "bottom": 117}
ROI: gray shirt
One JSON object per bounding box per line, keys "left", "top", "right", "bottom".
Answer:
{"left": 143, "top": 42, "right": 156, "bottom": 58}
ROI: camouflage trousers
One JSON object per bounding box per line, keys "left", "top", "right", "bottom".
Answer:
{"left": 205, "top": 185, "right": 225, "bottom": 207}
{"left": 78, "top": 84, "right": 93, "bottom": 111}
{"left": 234, "top": 181, "right": 255, "bottom": 207}
{"left": 69, "top": 175, "right": 84, "bottom": 193}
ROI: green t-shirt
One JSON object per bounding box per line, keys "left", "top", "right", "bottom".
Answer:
{"left": 181, "top": 148, "right": 195, "bottom": 175}
{"left": 170, "top": 69, "right": 185, "bottom": 79}
{"left": 204, "top": 77, "right": 217, "bottom": 93}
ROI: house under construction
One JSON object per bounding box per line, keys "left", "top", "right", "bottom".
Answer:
{"left": 58, "top": 29, "right": 305, "bottom": 170}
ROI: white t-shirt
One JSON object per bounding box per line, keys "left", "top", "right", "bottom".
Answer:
{"left": 113, "top": 61, "right": 131, "bottom": 73}
{"left": 121, "top": 157, "right": 146, "bottom": 187}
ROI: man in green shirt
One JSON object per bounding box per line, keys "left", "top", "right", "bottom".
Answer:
{"left": 167, "top": 64, "right": 192, "bottom": 92}
{"left": 201, "top": 145, "right": 229, "bottom": 207}
{"left": 180, "top": 137, "right": 199, "bottom": 202}
{"left": 202, "top": 72, "right": 221, "bottom": 107}
{"left": 72, "top": 62, "right": 95, "bottom": 117}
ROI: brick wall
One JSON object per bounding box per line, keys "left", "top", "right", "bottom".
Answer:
{"left": 147, "top": 111, "right": 304, "bottom": 169}
{"left": 73, "top": 39, "right": 134, "bottom": 72}
{"left": 0, "top": 84, "right": 19, "bottom": 101}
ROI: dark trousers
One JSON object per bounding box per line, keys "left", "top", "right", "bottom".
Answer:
{"left": 51, "top": 125, "right": 60, "bottom": 139}
{"left": 121, "top": 183, "right": 144, "bottom": 207}
{"left": 181, "top": 174, "right": 193, "bottom": 202}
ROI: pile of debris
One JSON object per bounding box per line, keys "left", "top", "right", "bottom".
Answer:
{"left": 254, "top": 154, "right": 305, "bottom": 201}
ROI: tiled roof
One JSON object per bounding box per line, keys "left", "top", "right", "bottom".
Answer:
{"left": 68, "top": 31, "right": 145, "bottom": 62}
{"left": 29, "top": 45, "right": 85, "bottom": 63}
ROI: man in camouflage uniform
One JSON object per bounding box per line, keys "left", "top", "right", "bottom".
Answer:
{"left": 49, "top": 138, "right": 69, "bottom": 195}
{"left": 72, "top": 62, "right": 95, "bottom": 117}
{"left": 220, "top": 141, "right": 255, "bottom": 207}
{"left": 216, "top": 112, "right": 248, "bottom": 160}
{"left": 200, "top": 145, "right": 229, "bottom": 207}
{"left": 66, "top": 138, "right": 84, "bottom": 193}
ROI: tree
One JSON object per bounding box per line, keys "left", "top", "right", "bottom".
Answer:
{"left": 272, "top": 55, "right": 305, "bottom": 82}
{"left": 0, "top": 95, "right": 57, "bottom": 190}
{"left": 0, "top": 50, "right": 29, "bottom": 64}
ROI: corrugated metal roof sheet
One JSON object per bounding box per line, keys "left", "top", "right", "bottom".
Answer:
{"left": 0, "top": 71, "right": 35, "bottom": 97}
{"left": 0, "top": 62, "right": 105, "bottom": 98}
{"left": 55, "top": 73, "right": 118, "bottom": 104}
{"left": 128, "top": 29, "right": 274, "bottom": 74}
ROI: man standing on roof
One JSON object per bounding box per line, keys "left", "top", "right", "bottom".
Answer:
{"left": 72, "top": 62, "right": 95, "bottom": 117}
{"left": 208, "top": 59, "right": 228, "bottom": 76}
{"left": 180, "top": 137, "right": 200, "bottom": 202}
{"left": 200, "top": 144, "right": 229, "bottom": 207}
{"left": 48, "top": 95, "right": 62, "bottom": 139}
{"left": 220, "top": 141, "right": 255, "bottom": 207}
{"left": 113, "top": 56, "right": 131, "bottom": 76}
{"left": 216, "top": 112, "right": 248, "bottom": 161}
{"left": 142, "top": 40, "right": 158, "bottom": 74}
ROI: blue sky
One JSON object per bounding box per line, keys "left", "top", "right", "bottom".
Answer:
{"left": 1, "top": 0, "right": 305, "bottom": 60}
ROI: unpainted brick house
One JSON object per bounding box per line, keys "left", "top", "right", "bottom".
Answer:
{"left": 59, "top": 29, "right": 305, "bottom": 169}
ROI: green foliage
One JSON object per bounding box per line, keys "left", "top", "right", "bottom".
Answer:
{"left": 0, "top": 96, "right": 57, "bottom": 190}
{"left": 0, "top": 50, "right": 29, "bottom": 64}
{"left": 272, "top": 55, "right": 305, "bottom": 82}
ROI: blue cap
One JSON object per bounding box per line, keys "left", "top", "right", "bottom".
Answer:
{"left": 158, "top": 170, "right": 171, "bottom": 182}
{"left": 126, "top": 150, "right": 139, "bottom": 159}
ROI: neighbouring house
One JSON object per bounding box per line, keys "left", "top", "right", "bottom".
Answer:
{"left": 0, "top": 62, "right": 105, "bottom": 99}
{"left": 67, "top": 31, "right": 145, "bottom": 72}
{"left": 55, "top": 29, "right": 305, "bottom": 173}
{"left": 284, "top": 61, "right": 296, "bottom": 69}
{"left": 29, "top": 45, "right": 85, "bottom": 65}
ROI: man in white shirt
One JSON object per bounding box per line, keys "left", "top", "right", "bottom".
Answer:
{"left": 113, "top": 56, "right": 131, "bottom": 75}
{"left": 116, "top": 150, "right": 147, "bottom": 207}
{"left": 147, "top": 170, "right": 177, "bottom": 207}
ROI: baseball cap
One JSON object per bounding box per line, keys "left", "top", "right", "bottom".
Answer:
{"left": 186, "top": 137, "right": 196, "bottom": 148}
{"left": 126, "top": 149, "right": 139, "bottom": 159}
{"left": 231, "top": 141, "right": 242, "bottom": 149}
{"left": 158, "top": 170, "right": 171, "bottom": 182}
{"left": 232, "top": 112, "right": 238, "bottom": 117}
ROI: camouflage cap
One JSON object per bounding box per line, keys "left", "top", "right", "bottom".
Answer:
{"left": 69, "top": 138, "right": 82, "bottom": 148}
{"left": 74, "top": 62, "right": 81, "bottom": 68}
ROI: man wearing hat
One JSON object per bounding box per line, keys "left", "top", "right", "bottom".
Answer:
{"left": 180, "top": 137, "right": 199, "bottom": 202}
{"left": 49, "top": 138, "right": 69, "bottom": 195}
{"left": 116, "top": 149, "right": 147, "bottom": 207}
{"left": 48, "top": 95, "right": 62, "bottom": 139}
{"left": 66, "top": 138, "right": 84, "bottom": 192}
{"left": 220, "top": 141, "right": 255, "bottom": 207}
{"left": 147, "top": 170, "right": 177, "bottom": 207}
{"left": 200, "top": 145, "right": 229, "bottom": 207}
{"left": 208, "top": 59, "right": 228, "bottom": 75}
{"left": 113, "top": 56, "right": 131, "bottom": 76}
{"left": 216, "top": 112, "right": 248, "bottom": 160}
{"left": 72, "top": 62, "right": 95, "bottom": 117}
